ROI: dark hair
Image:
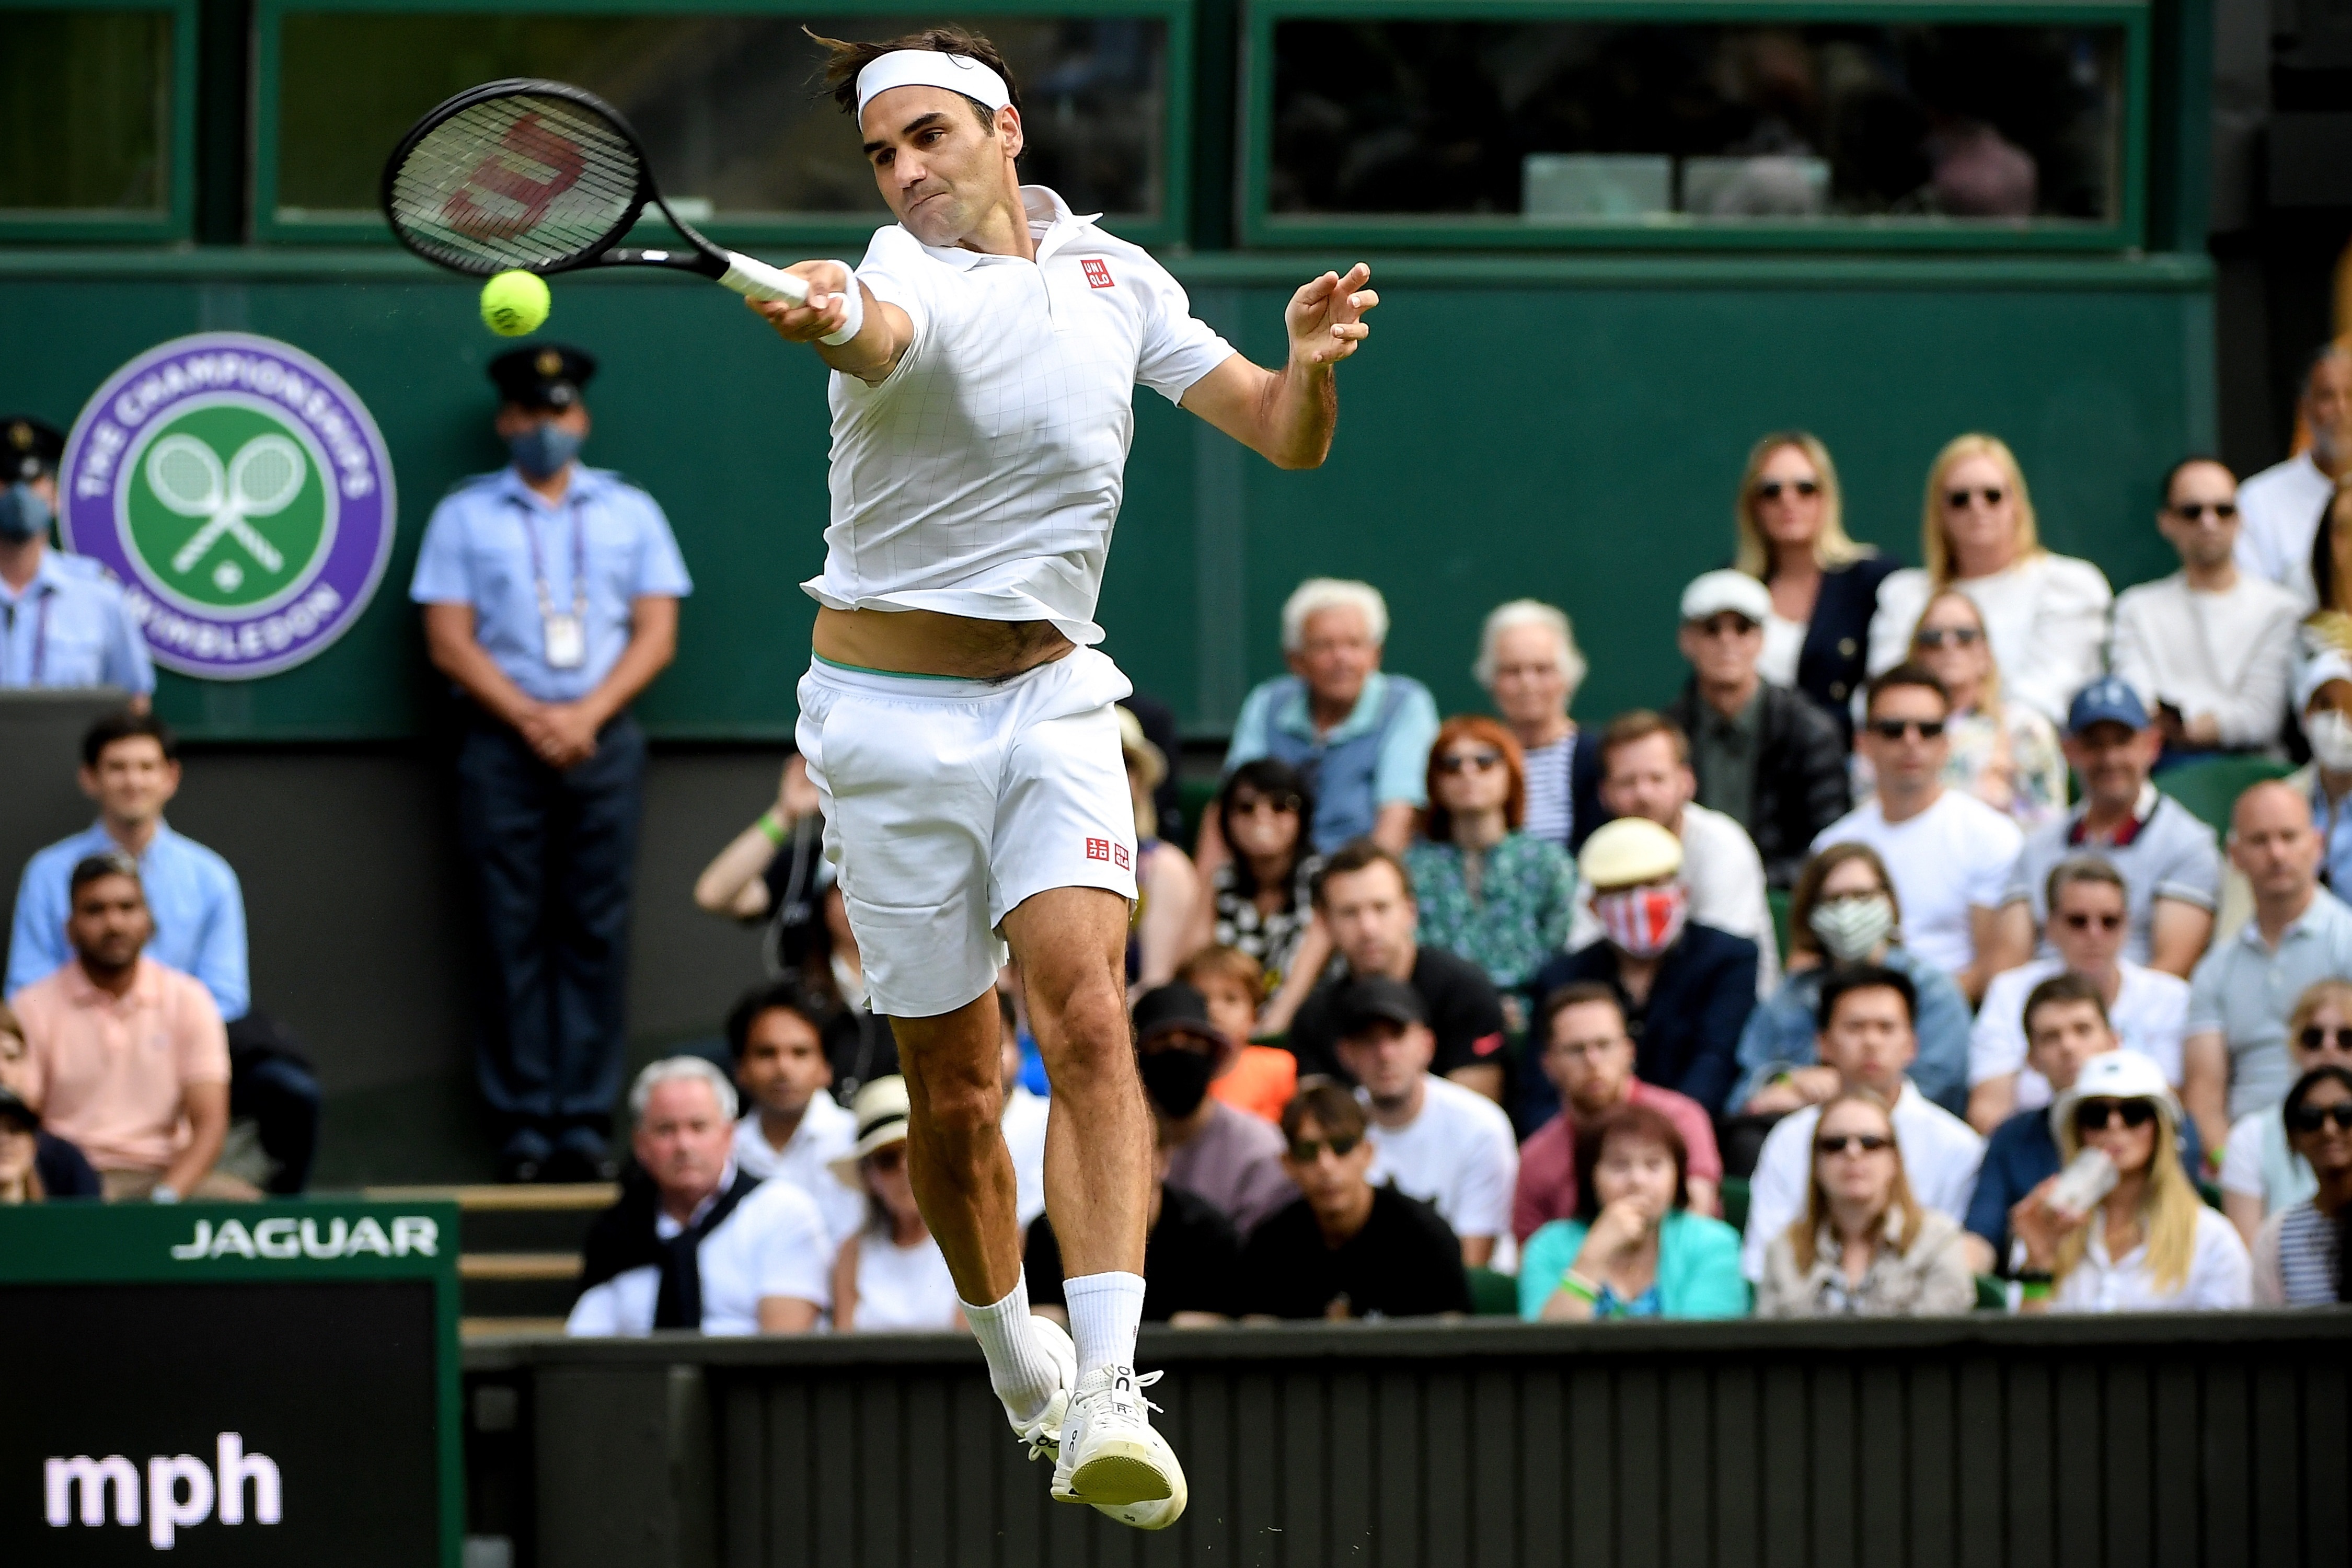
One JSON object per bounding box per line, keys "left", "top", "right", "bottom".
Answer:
{"left": 82, "top": 709, "right": 177, "bottom": 768}
{"left": 1865, "top": 662, "right": 1950, "bottom": 718}
{"left": 2158, "top": 455, "right": 2233, "bottom": 509}
{"left": 1816, "top": 963, "right": 1917, "bottom": 1031}
{"left": 1785, "top": 843, "right": 1900, "bottom": 965}
{"left": 1310, "top": 838, "right": 1412, "bottom": 909}
{"left": 1281, "top": 1080, "right": 1368, "bottom": 1144}
{"left": 1537, "top": 981, "right": 1627, "bottom": 1045}
{"left": 2310, "top": 481, "right": 2352, "bottom": 615}
{"left": 2023, "top": 971, "right": 2109, "bottom": 1041}
{"left": 812, "top": 25, "right": 1024, "bottom": 129}
{"left": 724, "top": 979, "right": 828, "bottom": 1060}
{"left": 2305, "top": 341, "right": 2351, "bottom": 397}
{"left": 2281, "top": 1063, "right": 2352, "bottom": 1303}
{"left": 67, "top": 850, "right": 141, "bottom": 898}
{"left": 1572, "top": 1101, "right": 1690, "bottom": 1222}
{"left": 1217, "top": 759, "right": 1316, "bottom": 899}
{"left": 1598, "top": 709, "right": 1690, "bottom": 772}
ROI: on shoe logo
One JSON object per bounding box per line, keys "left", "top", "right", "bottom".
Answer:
{"left": 45, "top": 1434, "right": 282, "bottom": 1549}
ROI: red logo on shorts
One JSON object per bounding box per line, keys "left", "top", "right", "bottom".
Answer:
{"left": 1082, "top": 260, "right": 1115, "bottom": 289}
{"left": 1087, "top": 837, "right": 1111, "bottom": 862}
{"left": 1114, "top": 844, "right": 1132, "bottom": 870}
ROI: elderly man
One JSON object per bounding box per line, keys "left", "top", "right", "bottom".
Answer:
{"left": 2181, "top": 780, "right": 2352, "bottom": 1155}
{"left": 2236, "top": 343, "right": 2352, "bottom": 605}
{"left": 1512, "top": 981, "right": 1722, "bottom": 1240}
{"left": 2000, "top": 677, "right": 2220, "bottom": 978}
{"left": 1813, "top": 665, "right": 2028, "bottom": 1001}
{"left": 569, "top": 1057, "right": 834, "bottom": 1335}
{"left": 1528, "top": 817, "right": 1758, "bottom": 1117}
{"left": 1738, "top": 965, "right": 1984, "bottom": 1281}
{"left": 1474, "top": 599, "right": 1605, "bottom": 853}
{"left": 10, "top": 852, "right": 234, "bottom": 1201}
{"left": 1284, "top": 841, "right": 1507, "bottom": 1101}
{"left": 2111, "top": 458, "right": 2300, "bottom": 758}
{"left": 1968, "top": 857, "right": 2190, "bottom": 1132}
{"left": 1663, "top": 570, "right": 1848, "bottom": 888}
{"left": 1216, "top": 578, "right": 1438, "bottom": 857}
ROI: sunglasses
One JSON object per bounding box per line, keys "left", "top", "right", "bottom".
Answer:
{"left": 1436, "top": 751, "right": 1505, "bottom": 775}
{"left": 1692, "top": 615, "right": 1760, "bottom": 639}
{"left": 2059, "top": 912, "right": 2126, "bottom": 932}
{"left": 1946, "top": 486, "right": 2007, "bottom": 509}
{"left": 1868, "top": 718, "right": 1946, "bottom": 741}
{"left": 1756, "top": 478, "right": 1820, "bottom": 501}
{"left": 2299, "top": 1025, "right": 2352, "bottom": 1054}
{"left": 1231, "top": 794, "right": 1302, "bottom": 817}
{"left": 2289, "top": 1102, "right": 2352, "bottom": 1134}
{"left": 1287, "top": 1133, "right": 1363, "bottom": 1162}
{"left": 2073, "top": 1098, "right": 2159, "bottom": 1133}
{"left": 2168, "top": 500, "right": 2237, "bottom": 522}
{"left": 1816, "top": 1133, "right": 1892, "bottom": 1156}
{"left": 1915, "top": 626, "right": 1982, "bottom": 650}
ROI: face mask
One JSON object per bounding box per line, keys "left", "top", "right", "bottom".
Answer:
{"left": 1809, "top": 893, "right": 1896, "bottom": 964}
{"left": 1594, "top": 883, "right": 1688, "bottom": 960}
{"left": 508, "top": 422, "right": 583, "bottom": 479}
{"left": 0, "top": 481, "right": 51, "bottom": 543}
{"left": 2311, "top": 710, "right": 2352, "bottom": 774}
{"left": 1139, "top": 1045, "right": 1215, "bottom": 1118}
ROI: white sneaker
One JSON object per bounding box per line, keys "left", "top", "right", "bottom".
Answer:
{"left": 1051, "top": 1365, "right": 1187, "bottom": 1530}
{"left": 1009, "top": 1315, "right": 1077, "bottom": 1465}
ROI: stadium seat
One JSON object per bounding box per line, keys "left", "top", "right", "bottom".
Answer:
{"left": 1974, "top": 1273, "right": 2009, "bottom": 1312}
{"left": 1767, "top": 890, "right": 1791, "bottom": 961}
{"left": 1466, "top": 1264, "right": 1519, "bottom": 1316}
{"left": 2160, "top": 754, "right": 2292, "bottom": 834}
{"left": 1719, "top": 1176, "right": 1750, "bottom": 1232}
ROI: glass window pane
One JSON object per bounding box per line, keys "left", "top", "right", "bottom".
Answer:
{"left": 1270, "top": 21, "right": 2125, "bottom": 228}
{"left": 0, "top": 11, "right": 172, "bottom": 215}
{"left": 276, "top": 15, "right": 1167, "bottom": 224}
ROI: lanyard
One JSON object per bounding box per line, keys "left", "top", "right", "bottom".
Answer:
{"left": 4, "top": 590, "right": 49, "bottom": 684}
{"left": 521, "top": 496, "right": 587, "bottom": 621}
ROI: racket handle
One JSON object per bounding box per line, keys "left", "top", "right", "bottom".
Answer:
{"left": 718, "top": 252, "right": 811, "bottom": 306}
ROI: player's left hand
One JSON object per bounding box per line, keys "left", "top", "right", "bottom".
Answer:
{"left": 1285, "top": 264, "right": 1377, "bottom": 370}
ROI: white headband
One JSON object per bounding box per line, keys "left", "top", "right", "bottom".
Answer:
{"left": 855, "top": 50, "right": 1013, "bottom": 119}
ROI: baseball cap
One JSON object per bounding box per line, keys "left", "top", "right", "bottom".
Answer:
{"left": 2066, "top": 675, "right": 2150, "bottom": 735}
{"left": 2297, "top": 649, "right": 2352, "bottom": 714}
{"left": 1577, "top": 816, "right": 1684, "bottom": 891}
{"left": 1679, "top": 569, "right": 1772, "bottom": 626}
{"left": 2048, "top": 1049, "right": 2178, "bottom": 1144}
{"left": 1132, "top": 981, "right": 1221, "bottom": 1047}
{"left": 1335, "top": 975, "right": 1426, "bottom": 1038}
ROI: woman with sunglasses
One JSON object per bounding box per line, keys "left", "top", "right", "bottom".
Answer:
{"left": 1404, "top": 716, "right": 1578, "bottom": 994}
{"left": 1874, "top": 587, "right": 2065, "bottom": 832}
{"left": 2252, "top": 1064, "right": 2352, "bottom": 1304}
{"left": 1730, "top": 431, "right": 1898, "bottom": 744}
{"left": 827, "top": 1076, "right": 965, "bottom": 1331}
{"left": 2012, "top": 1051, "right": 2251, "bottom": 1312}
{"left": 2221, "top": 978, "right": 2352, "bottom": 1245}
{"left": 1756, "top": 1089, "right": 1976, "bottom": 1316}
{"left": 1186, "top": 759, "right": 1330, "bottom": 1035}
{"left": 1871, "top": 434, "right": 2112, "bottom": 728}
{"left": 1519, "top": 1101, "right": 1746, "bottom": 1321}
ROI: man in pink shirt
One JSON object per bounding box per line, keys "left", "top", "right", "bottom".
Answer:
{"left": 12, "top": 851, "right": 235, "bottom": 1200}
{"left": 1513, "top": 981, "right": 1721, "bottom": 1239}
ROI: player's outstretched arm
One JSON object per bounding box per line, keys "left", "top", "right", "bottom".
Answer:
{"left": 1180, "top": 264, "right": 1376, "bottom": 470}
{"left": 745, "top": 260, "right": 913, "bottom": 386}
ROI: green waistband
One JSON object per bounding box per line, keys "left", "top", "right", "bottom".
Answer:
{"left": 812, "top": 651, "right": 972, "bottom": 682}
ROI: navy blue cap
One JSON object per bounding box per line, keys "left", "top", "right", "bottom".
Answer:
{"left": 0, "top": 416, "right": 63, "bottom": 481}
{"left": 489, "top": 343, "right": 596, "bottom": 410}
{"left": 2067, "top": 675, "right": 2149, "bottom": 735}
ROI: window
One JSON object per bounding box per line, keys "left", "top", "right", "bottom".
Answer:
{"left": 0, "top": 7, "right": 187, "bottom": 235}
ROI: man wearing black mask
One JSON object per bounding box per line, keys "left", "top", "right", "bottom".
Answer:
{"left": 1134, "top": 982, "right": 1296, "bottom": 1233}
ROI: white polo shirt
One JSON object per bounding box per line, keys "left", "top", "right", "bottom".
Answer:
{"left": 804, "top": 186, "right": 1237, "bottom": 647}
{"left": 1362, "top": 1074, "right": 1520, "bottom": 1256}
{"left": 732, "top": 1090, "right": 863, "bottom": 1242}
{"left": 1969, "top": 958, "right": 2190, "bottom": 1109}
{"left": 1739, "top": 1081, "right": 1986, "bottom": 1280}
{"left": 2050, "top": 1204, "right": 2252, "bottom": 1312}
{"left": 564, "top": 1172, "right": 836, "bottom": 1336}
{"left": 1811, "top": 790, "right": 2024, "bottom": 976}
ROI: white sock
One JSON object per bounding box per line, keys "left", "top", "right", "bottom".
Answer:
{"left": 1063, "top": 1271, "right": 1147, "bottom": 1380}
{"left": 961, "top": 1272, "right": 1062, "bottom": 1426}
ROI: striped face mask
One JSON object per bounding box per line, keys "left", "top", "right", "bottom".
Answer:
{"left": 1594, "top": 883, "right": 1688, "bottom": 959}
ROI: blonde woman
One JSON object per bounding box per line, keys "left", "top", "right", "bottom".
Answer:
{"left": 2012, "top": 1052, "right": 2250, "bottom": 1311}
{"left": 1756, "top": 1088, "right": 1975, "bottom": 1316}
{"left": 1897, "top": 588, "right": 2066, "bottom": 830}
{"left": 1870, "top": 434, "right": 2113, "bottom": 727}
{"left": 1732, "top": 431, "right": 1897, "bottom": 739}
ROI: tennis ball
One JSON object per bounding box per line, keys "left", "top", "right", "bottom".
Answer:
{"left": 480, "top": 271, "right": 551, "bottom": 337}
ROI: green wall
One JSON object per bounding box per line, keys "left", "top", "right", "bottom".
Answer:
{"left": 0, "top": 249, "right": 2213, "bottom": 741}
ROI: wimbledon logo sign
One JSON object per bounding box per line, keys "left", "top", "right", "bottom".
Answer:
{"left": 60, "top": 332, "right": 396, "bottom": 679}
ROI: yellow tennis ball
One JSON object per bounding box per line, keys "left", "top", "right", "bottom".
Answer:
{"left": 480, "top": 271, "right": 551, "bottom": 337}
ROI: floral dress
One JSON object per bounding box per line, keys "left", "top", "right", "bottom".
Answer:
{"left": 1403, "top": 832, "right": 1577, "bottom": 990}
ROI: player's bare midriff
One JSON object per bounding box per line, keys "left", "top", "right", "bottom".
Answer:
{"left": 813, "top": 604, "right": 1076, "bottom": 679}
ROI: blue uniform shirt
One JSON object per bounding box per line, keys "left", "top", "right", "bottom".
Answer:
{"left": 409, "top": 465, "right": 693, "bottom": 702}
{"left": 0, "top": 550, "right": 156, "bottom": 694}
{"left": 7, "top": 819, "right": 249, "bottom": 1019}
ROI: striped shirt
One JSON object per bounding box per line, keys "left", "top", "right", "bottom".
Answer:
{"left": 2277, "top": 1202, "right": 2342, "bottom": 1306}
{"left": 1521, "top": 731, "right": 1575, "bottom": 849}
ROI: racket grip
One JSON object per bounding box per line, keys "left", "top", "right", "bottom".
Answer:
{"left": 718, "top": 252, "right": 811, "bottom": 306}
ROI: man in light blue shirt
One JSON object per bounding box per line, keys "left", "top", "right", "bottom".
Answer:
{"left": 0, "top": 415, "right": 155, "bottom": 701}
{"left": 410, "top": 343, "right": 691, "bottom": 1183}
{"left": 1215, "top": 578, "right": 1438, "bottom": 858}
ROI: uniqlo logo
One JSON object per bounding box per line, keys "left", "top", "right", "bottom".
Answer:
{"left": 1086, "top": 837, "right": 1111, "bottom": 862}
{"left": 1113, "top": 844, "right": 1131, "bottom": 870}
{"left": 1081, "top": 259, "right": 1114, "bottom": 289}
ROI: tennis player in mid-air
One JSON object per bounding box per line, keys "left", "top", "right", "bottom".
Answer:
{"left": 746, "top": 26, "right": 1373, "bottom": 1530}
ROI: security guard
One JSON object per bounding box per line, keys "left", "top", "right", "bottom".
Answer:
{"left": 410, "top": 345, "right": 692, "bottom": 1182}
{"left": 0, "top": 416, "right": 155, "bottom": 703}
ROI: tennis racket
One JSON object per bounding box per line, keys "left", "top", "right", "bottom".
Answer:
{"left": 380, "top": 78, "right": 811, "bottom": 306}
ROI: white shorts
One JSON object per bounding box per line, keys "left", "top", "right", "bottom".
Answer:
{"left": 795, "top": 646, "right": 1138, "bottom": 1019}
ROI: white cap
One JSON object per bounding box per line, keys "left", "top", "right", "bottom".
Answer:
{"left": 855, "top": 50, "right": 1013, "bottom": 119}
{"left": 2297, "top": 648, "right": 2352, "bottom": 714}
{"left": 1577, "top": 816, "right": 1684, "bottom": 890}
{"left": 1680, "top": 569, "right": 1773, "bottom": 626}
{"left": 2049, "top": 1049, "right": 2180, "bottom": 1145}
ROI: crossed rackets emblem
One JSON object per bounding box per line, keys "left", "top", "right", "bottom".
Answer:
{"left": 144, "top": 433, "right": 304, "bottom": 592}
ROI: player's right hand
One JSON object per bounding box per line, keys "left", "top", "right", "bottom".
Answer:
{"left": 747, "top": 260, "right": 856, "bottom": 343}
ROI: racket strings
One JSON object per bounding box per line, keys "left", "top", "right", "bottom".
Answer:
{"left": 388, "top": 93, "right": 644, "bottom": 273}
